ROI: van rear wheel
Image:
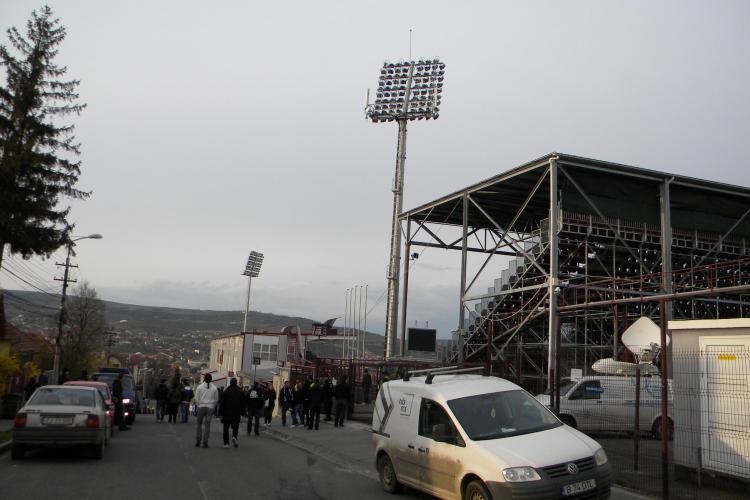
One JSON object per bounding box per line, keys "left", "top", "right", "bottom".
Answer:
{"left": 465, "top": 480, "right": 491, "bottom": 500}
{"left": 377, "top": 454, "right": 402, "bottom": 494}
{"left": 652, "top": 417, "right": 673, "bottom": 440}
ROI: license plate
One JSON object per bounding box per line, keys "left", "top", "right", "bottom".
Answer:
{"left": 42, "top": 416, "right": 73, "bottom": 425}
{"left": 562, "top": 479, "right": 596, "bottom": 496}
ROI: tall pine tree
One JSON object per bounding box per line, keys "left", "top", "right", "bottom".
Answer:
{"left": 0, "top": 5, "right": 88, "bottom": 273}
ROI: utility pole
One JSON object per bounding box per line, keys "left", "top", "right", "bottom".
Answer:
{"left": 52, "top": 243, "right": 77, "bottom": 384}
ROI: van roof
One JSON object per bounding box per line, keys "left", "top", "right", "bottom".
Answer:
{"left": 384, "top": 374, "right": 521, "bottom": 401}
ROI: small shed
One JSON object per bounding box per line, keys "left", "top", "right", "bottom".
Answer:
{"left": 670, "top": 318, "right": 750, "bottom": 481}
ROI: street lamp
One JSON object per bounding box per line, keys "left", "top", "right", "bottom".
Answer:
{"left": 242, "top": 251, "right": 264, "bottom": 332}
{"left": 365, "top": 58, "right": 446, "bottom": 359}
{"left": 52, "top": 233, "right": 103, "bottom": 384}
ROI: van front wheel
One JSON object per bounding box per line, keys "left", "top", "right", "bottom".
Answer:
{"left": 378, "top": 454, "right": 402, "bottom": 494}
{"left": 465, "top": 480, "right": 492, "bottom": 500}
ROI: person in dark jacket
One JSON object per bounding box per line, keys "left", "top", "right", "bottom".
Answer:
{"left": 292, "top": 381, "right": 305, "bottom": 427}
{"left": 362, "top": 369, "right": 372, "bottom": 404}
{"left": 166, "top": 382, "right": 182, "bottom": 423}
{"left": 322, "top": 378, "right": 334, "bottom": 421}
{"left": 220, "top": 378, "right": 244, "bottom": 448}
{"left": 154, "top": 379, "right": 169, "bottom": 422}
{"left": 306, "top": 379, "right": 323, "bottom": 430}
{"left": 113, "top": 373, "right": 130, "bottom": 431}
{"left": 263, "top": 382, "right": 276, "bottom": 426}
{"left": 334, "top": 375, "right": 351, "bottom": 428}
{"left": 246, "top": 382, "right": 263, "bottom": 436}
{"left": 278, "top": 381, "right": 294, "bottom": 426}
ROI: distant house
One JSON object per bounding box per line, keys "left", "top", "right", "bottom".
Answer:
{"left": 1, "top": 321, "right": 52, "bottom": 395}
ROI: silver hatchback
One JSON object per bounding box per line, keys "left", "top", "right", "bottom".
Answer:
{"left": 12, "top": 385, "right": 110, "bottom": 459}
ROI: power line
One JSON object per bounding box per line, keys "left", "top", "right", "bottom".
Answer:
{"left": 1, "top": 265, "right": 59, "bottom": 297}
{"left": 3, "top": 259, "right": 58, "bottom": 294}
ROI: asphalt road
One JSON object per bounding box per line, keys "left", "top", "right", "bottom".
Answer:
{"left": 0, "top": 417, "right": 428, "bottom": 500}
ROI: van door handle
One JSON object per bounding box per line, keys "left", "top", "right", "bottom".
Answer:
{"left": 407, "top": 444, "right": 415, "bottom": 449}
{"left": 418, "top": 447, "right": 427, "bottom": 453}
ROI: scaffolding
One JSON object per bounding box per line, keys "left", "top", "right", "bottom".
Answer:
{"left": 397, "top": 153, "right": 750, "bottom": 394}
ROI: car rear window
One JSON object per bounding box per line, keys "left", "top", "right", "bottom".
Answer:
{"left": 30, "top": 387, "right": 95, "bottom": 407}
{"left": 93, "top": 373, "right": 135, "bottom": 392}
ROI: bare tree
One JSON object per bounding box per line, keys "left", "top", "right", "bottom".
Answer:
{"left": 63, "top": 281, "right": 105, "bottom": 376}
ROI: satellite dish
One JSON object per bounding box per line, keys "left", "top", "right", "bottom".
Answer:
{"left": 622, "top": 317, "right": 668, "bottom": 360}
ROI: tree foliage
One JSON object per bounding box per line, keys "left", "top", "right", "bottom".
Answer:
{"left": 0, "top": 5, "right": 87, "bottom": 266}
{"left": 63, "top": 281, "right": 105, "bottom": 376}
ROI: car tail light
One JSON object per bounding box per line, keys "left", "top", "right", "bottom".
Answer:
{"left": 14, "top": 413, "right": 27, "bottom": 428}
{"left": 86, "top": 415, "right": 100, "bottom": 428}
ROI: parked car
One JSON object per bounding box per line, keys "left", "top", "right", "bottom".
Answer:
{"left": 535, "top": 375, "right": 674, "bottom": 439}
{"left": 92, "top": 371, "right": 137, "bottom": 425}
{"left": 372, "top": 373, "right": 611, "bottom": 500}
{"left": 64, "top": 380, "right": 114, "bottom": 439}
{"left": 12, "top": 385, "right": 109, "bottom": 460}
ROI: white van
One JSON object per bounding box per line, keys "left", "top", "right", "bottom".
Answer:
{"left": 536, "top": 376, "right": 673, "bottom": 439}
{"left": 372, "top": 372, "right": 612, "bottom": 500}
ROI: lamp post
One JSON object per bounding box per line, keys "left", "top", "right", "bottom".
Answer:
{"left": 242, "top": 251, "right": 264, "bottom": 332}
{"left": 366, "top": 58, "right": 446, "bottom": 359}
{"left": 52, "top": 233, "right": 103, "bottom": 384}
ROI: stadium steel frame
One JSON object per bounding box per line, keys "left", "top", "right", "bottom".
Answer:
{"left": 397, "top": 153, "right": 750, "bottom": 392}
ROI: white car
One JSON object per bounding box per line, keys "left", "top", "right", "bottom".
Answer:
{"left": 372, "top": 372, "right": 611, "bottom": 500}
{"left": 536, "top": 375, "right": 674, "bottom": 439}
{"left": 11, "top": 385, "right": 110, "bottom": 460}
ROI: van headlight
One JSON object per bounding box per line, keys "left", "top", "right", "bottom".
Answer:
{"left": 502, "top": 467, "right": 541, "bottom": 482}
{"left": 594, "top": 448, "right": 608, "bottom": 466}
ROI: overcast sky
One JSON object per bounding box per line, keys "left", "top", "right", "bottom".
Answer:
{"left": 1, "top": 1, "right": 749, "bottom": 338}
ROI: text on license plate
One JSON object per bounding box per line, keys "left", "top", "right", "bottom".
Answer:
{"left": 562, "top": 479, "right": 596, "bottom": 496}
{"left": 43, "top": 416, "right": 73, "bottom": 425}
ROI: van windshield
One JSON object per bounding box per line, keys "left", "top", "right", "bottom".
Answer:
{"left": 447, "top": 390, "right": 561, "bottom": 440}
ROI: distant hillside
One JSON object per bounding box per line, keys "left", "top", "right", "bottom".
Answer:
{"left": 2, "top": 289, "right": 320, "bottom": 335}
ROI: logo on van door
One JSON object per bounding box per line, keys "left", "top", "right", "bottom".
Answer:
{"left": 398, "top": 394, "right": 414, "bottom": 417}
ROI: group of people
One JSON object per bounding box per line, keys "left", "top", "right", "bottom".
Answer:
{"left": 278, "top": 374, "right": 351, "bottom": 429}
{"left": 153, "top": 378, "right": 194, "bottom": 424}
{"left": 192, "top": 371, "right": 358, "bottom": 448}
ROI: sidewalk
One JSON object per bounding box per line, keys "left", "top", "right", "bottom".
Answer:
{"left": 0, "top": 418, "right": 13, "bottom": 454}
{"left": 262, "top": 415, "right": 654, "bottom": 499}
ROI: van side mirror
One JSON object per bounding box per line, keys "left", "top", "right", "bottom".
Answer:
{"left": 432, "top": 423, "right": 454, "bottom": 443}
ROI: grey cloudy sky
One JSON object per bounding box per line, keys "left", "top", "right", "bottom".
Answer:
{"left": 1, "top": 1, "right": 749, "bottom": 337}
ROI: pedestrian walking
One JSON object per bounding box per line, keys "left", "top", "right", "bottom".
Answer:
{"left": 362, "top": 369, "right": 372, "bottom": 404}
{"left": 334, "top": 375, "right": 350, "bottom": 428}
{"left": 322, "top": 378, "right": 333, "bottom": 421}
{"left": 263, "top": 382, "right": 276, "bottom": 426}
{"left": 220, "top": 378, "right": 244, "bottom": 448}
{"left": 278, "top": 381, "right": 294, "bottom": 427}
{"left": 292, "top": 381, "right": 306, "bottom": 427}
{"left": 113, "top": 372, "right": 131, "bottom": 431}
{"left": 154, "top": 379, "right": 169, "bottom": 422}
{"left": 166, "top": 382, "right": 182, "bottom": 423}
{"left": 307, "top": 379, "right": 322, "bottom": 430}
{"left": 180, "top": 382, "right": 193, "bottom": 423}
{"left": 24, "top": 377, "right": 38, "bottom": 403}
{"left": 246, "top": 382, "right": 263, "bottom": 436}
{"left": 194, "top": 373, "right": 219, "bottom": 448}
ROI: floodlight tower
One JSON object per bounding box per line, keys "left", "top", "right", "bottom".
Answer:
{"left": 242, "top": 251, "right": 264, "bottom": 332}
{"left": 366, "top": 58, "right": 445, "bottom": 359}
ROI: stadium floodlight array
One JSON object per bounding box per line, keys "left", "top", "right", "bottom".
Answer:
{"left": 243, "top": 251, "right": 264, "bottom": 277}
{"left": 367, "top": 58, "right": 445, "bottom": 122}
